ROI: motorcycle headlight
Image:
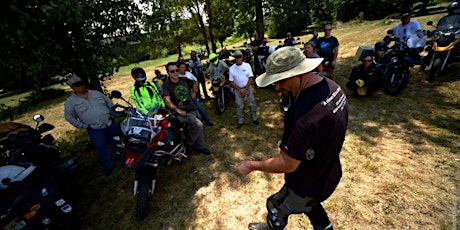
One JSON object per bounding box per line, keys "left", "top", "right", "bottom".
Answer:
{"left": 391, "top": 56, "right": 399, "bottom": 63}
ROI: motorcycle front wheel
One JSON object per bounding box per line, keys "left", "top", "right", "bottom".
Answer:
{"left": 384, "top": 71, "right": 410, "bottom": 96}
{"left": 428, "top": 57, "right": 442, "bottom": 82}
{"left": 214, "top": 89, "right": 225, "bottom": 115}
{"left": 136, "top": 174, "right": 153, "bottom": 220}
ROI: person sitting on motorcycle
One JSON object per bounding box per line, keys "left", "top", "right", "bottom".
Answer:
{"left": 283, "top": 32, "right": 296, "bottom": 46}
{"left": 387, "top": 12, "right": 424, "bottom": 44}
{"left": 130, "top": 67, "right": 165, "bottom": 115}
{"left": 208, "top": 53, "right": 229, "bottom": 81}
{"left": 346, "top": 55, "right": 384, "bottom": 96}
{"left": 162, "top": 62, "right": 211, "bottom": 155}
{"left": 178, "top": 61, "right": 214, "bottom": 126}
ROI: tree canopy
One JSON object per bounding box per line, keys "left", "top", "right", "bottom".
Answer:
{"left": 0, "top": 0, "right": 436, "bottom": 95}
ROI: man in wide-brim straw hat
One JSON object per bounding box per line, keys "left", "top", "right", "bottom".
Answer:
{"left": 234, "top": 46, "right": 349, "bottom": 230}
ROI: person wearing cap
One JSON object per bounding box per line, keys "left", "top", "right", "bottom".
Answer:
{"left": 208, "top": 53, "right": 229, "bottom": 81}
{"left": 64, "top": 75, "right": 121, "bottom": 177}
{"left": 346, "top": 55, "right": 384, "bottom": 96}
{"left": 229, "top": 50, "right": 259, "bottom": 128}
{"left": 234, "top": 46, "right": 348, "bottom": 230}
{"left": 388, "top": 12, "right": 423, "bottom": 44}
{"left": 189, "top": 51, "right": 210, "bottom": 100}
{"left": 130, "top": 67, "right": 165, "bottom": 115}
{"left": 162, "top": 62, "right": 211, "bottom": 156}
{"left": 315, "top": 24, "right": 339, "bottom": 78}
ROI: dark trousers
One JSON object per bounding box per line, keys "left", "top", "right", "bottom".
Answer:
{"left": 195, "top": 72, "right": 209, "bottom": 98}
{"left": 265, "top": 185, "right": 333, "bottom": 230}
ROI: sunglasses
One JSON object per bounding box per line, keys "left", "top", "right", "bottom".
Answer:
{"left": 72, "top": 81, "right": 84, "bottom": 87}
{"left": 363, "top": 59, "right": 373, "bottom": 62}
{"left": 169, "top": 69, "right": 179, "bottom": 73}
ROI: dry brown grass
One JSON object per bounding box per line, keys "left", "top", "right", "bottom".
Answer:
{"left": 9, "top": 9, "right": 459, "bottom": 230}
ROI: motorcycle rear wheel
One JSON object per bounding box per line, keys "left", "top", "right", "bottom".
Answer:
{"left": 136, "top": 175, "right": 151, "bottom": 220}
{"left": 428, "top": 57, "right": 442, "bottom": 82}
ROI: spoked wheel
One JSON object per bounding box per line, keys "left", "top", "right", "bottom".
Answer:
{"left": 136, "top": 175, "right": 153, "bottom": 220}
{"left": 214, "top": 89, "right": 225, "bottom": 115}
{"left": 428, "top": 57, "right": 442, "bottom": 82}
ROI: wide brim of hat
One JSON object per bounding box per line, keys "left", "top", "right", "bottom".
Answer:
{"left": 256, "top": 58, "right": 323, "bottom": 87}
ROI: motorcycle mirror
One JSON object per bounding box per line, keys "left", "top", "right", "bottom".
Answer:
{"left": 427, "top": 21, "right": 433, "bottom": 26}
{"left": 33, "top": 114, "right": 44, "bottom": 123}
{"left": 111, "top": 90, "right": 122, "bottom": 99}
{"left": 387, "top": 29, "right": 393, "bottom": 35}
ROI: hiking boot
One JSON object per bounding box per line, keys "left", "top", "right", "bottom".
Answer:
{"left": 252, "top": 120, "right": 259, "bottom": 125}
{"left": 248, "top": 222, "right": 274, "bottom": 230}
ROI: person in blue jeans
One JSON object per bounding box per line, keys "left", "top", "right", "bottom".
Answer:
{"left": 64, "top": 75, "right": 120, "bottom": 177}
{"left": 178, "top": 61, "right": 214, "bottom": 126}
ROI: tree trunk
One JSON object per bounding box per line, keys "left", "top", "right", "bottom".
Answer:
{"left": 205, "top": 0, "right": 217, "bottom": 53}
{"left": 190, "top": 0, "right": 210, "bottom": 56}
{"left": 255, "top": 0, "right": 264, "bottom": 39}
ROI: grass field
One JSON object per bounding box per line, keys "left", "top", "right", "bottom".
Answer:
{"left": 6, "top": 6, "right": 459, "bottom": 230}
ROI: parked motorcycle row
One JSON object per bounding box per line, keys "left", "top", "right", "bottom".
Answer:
{"left": 0, "top": 115, "right": 80, "bottom": 229}
{"left": 354, "top": 12, "right": 460, "bottom": 96}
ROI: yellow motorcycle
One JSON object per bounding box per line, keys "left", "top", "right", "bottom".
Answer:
{"left": 425, "top": 14, "right": 460, "bottom": 82}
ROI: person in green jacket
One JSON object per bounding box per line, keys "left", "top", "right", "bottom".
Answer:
{"left": 129, "top": 67, "right": 165, "bottom": 115}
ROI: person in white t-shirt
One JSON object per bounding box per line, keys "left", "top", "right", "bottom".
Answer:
{"left": 389, "top": 12, "right": 423, "bottom": 43}
{"left": 229, "top": 50, "right": 259, "bottom": 129}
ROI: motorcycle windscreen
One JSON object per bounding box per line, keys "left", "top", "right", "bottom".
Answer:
{"left": 437, "top": 15, "right": 460, "bottom": 32}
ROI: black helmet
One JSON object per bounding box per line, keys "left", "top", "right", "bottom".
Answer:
{"left": 131, "top": 67, "right": 146, "bottom": 82}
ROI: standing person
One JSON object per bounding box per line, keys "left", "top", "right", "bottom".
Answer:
{"left": 129, "top": 67, "right": 165, "bottom": 115}
{"left": 309, "top": 29, "right": 321, "bottom": 48}
{"left": 316, "top": 24, "right": 339, "bottom": 78}
{"left": 177, "top": 61, "right": 214, "bottom": 126}
{"left": 64, "top": 75, "right": 120, "bottom": 177}
{"left": 283, "top": 32, "right": 296, "bottom": 46}
{"left": 346, "top": 55, "right": 384, "bottom": 96}
{"left": 388, "top": 12, "right": 423, "bottom": 44}
{"left": 257, "top": 37, "right": 270, "bottom": 73}
{"left": 229, "top": 50, "right": 259, "bottom": 128}
{"left": 208, "top": 53, "right": 229, "bottom": 81}
{"left": 189, "top": 51, "right": 210, "bottom": 100}
{"left": 162, "top": 62, "right": 211, "bottom": 155}
{"left": 234, "top": 47, "right": 348, "bottom": 230}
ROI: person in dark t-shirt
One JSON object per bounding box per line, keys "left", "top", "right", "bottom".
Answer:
{"left": 234, "top": 47, "right": 348, "bottom": 230}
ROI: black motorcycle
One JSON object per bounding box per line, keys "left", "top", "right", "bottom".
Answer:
{"left": 374, "top": 31, "right": 425, "bottom": 95}
{"left": 425, "top": 15, "right": 460, "bottom": 82}
{"left": 0, "top": 115, "right": 80, "bottom": 230}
